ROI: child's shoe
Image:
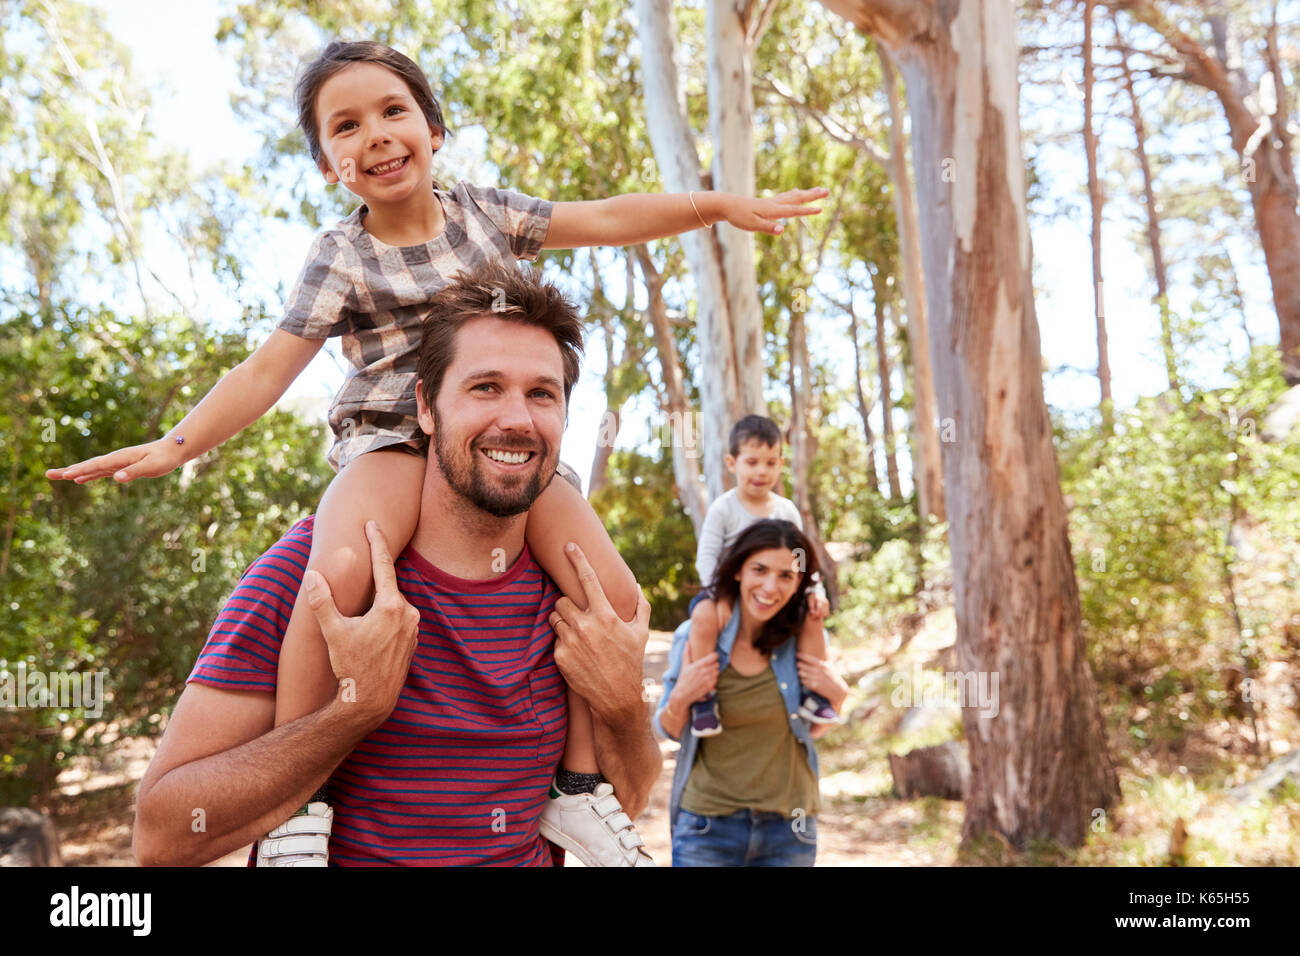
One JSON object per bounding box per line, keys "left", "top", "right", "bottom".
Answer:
{"left": 539, "top": 780, "right": 655, "bottom": 867}
{"left": 798, "top": 690, "right": 840, "bottom": 725}
{"left": 255, "top": 801, "right": 333, "bottom": 867}
{"left": 690, "top": 695, "right": 722, "bottom": 737}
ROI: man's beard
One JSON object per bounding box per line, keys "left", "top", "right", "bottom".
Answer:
{"left": 432, "top": 406, "right": 554, "bottom": 518}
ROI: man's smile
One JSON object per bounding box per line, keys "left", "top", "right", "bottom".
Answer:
{"left": 480, "top": 447, "right": 537, "bottom": 467}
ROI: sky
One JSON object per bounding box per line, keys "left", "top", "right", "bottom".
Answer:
{"left": 87, "top": 0, "right": 1278, "bottom": 494}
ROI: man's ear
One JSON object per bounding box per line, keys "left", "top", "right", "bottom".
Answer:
{"left": 724, "top": 454, "right": 737, "bottom": 473}
{"left": 320, "top": 157, "right": 340, "bottom": 185}
{"left": 415, "top": 381, "right": 434, "bottom": 436}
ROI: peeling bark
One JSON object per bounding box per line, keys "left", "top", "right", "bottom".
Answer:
{"left": 821, "top": 0, "right": 1120, "bottom": 847}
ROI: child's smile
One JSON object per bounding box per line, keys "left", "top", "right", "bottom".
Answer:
{"left": 314, "top": 61, "right": 444, "bottom": 240}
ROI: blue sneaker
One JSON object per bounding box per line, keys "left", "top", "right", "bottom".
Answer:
{"left": 798, "top": 691, "right": 840, "bottom": 725}
{"left": 691, "top": 696, "right": 722, "bottom": 737}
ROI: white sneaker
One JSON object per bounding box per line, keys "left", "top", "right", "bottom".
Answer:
{"left": 539, "top": 781, "right": 656, "bottom": 867}
{"left": 255, "top": 801, "right": 333, "bottom": 867}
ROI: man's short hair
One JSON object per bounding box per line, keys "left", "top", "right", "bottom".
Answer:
{"left": 418, "top": 261, "right": 584, "bottom": 411}
{"left": 729, "top": 414, "right": 783, "bottom": 456}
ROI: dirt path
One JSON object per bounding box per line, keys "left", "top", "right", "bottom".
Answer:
{"left": 52, "top": 630, "right": 941, "bottom": 867}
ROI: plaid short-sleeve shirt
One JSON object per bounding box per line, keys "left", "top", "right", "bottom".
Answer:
{"left": 279, "top": 182, "right": 554, "bottom": 471}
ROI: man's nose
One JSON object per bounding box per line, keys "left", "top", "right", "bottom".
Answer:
{"left": 494, "top": 389, "right": 534, "bottom": 431}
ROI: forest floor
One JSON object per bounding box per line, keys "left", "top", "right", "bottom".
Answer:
{"left": 42, "top": 612, "right": 1300, "bottom": 867}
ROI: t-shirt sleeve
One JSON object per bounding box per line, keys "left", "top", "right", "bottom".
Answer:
{"left": 460, "top": 183, "right": 554, "bottom": 261}
{"left": 778, "top": 496, "right": 804, "bottom": 529}
{"left": 695, "top": 497, "right": 728, "bottom": 587}
{"left": 187, "top": 519, "right": 314, "bottom": 693}
{"left": 277, "top": 231, "right": 357, "bottom": 340}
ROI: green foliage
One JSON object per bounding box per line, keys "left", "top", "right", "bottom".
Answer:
{"left": 0, "top": 305, "right": 331, "bottom": 804}
{"left": 589, "top": 447, "right": 697, "bottom": 631}
{"left": 1063, "top": 346, "right": 1300, "bottom": 742}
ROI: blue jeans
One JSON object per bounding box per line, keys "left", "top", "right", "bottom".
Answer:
{"left": 671, "top": 809, "right": 817, "bottom": 867}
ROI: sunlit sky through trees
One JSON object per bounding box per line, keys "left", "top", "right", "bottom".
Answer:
{"left": 90, "top": 0, "right": 1278, "bottom": 495}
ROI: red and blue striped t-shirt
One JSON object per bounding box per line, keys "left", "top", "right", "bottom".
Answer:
{"left": 187, "top": 515, "right": 568, "bottom": 865}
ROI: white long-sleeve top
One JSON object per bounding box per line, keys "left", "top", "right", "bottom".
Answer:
{"left": 694, "top": 489, "right": 806, "bottom": 587}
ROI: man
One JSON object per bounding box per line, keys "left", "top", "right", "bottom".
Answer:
{"left": 132, "top": 262, "right": 661, "bottom": 866}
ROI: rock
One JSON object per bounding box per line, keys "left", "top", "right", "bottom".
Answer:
{"left": 1227, "top": 750, "right": 1300, "bottom": 804}
{"left": 896, "top": 703, "right": 961, "bottom": 738}
{"left": 889, "top": 741, "right": 969, "bottom": 800}
{"left": 0, "top": 808, "right": 63, "bottom": 867}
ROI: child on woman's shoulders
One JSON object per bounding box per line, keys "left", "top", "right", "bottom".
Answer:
{"left": 688, "top": 414, "right": 838, "bottom": 737}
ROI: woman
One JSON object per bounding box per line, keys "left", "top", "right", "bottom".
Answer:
{"left": 654, "top": 520, "right": 849, "bottom": 866}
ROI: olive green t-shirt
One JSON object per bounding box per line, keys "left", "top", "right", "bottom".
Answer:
{"left": 680, "top": 663, "right": 821, "bottom": 818}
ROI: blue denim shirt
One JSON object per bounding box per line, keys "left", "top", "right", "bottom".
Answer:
{"left": 653, "top": 610, "right": 820, "bottom": 827}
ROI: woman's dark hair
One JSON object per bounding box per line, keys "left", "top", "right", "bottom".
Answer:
{"left": 709, "top": 519, "right": 819, "bottom": 655}
{"left": 295, "top": 40, "right": 449, "bottom": 170}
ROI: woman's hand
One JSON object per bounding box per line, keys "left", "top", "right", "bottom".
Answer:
{"left": 796, "top": 652, "right": 849, "bottom": 714}
{"left": 45, "top": 437, "right": 187, "bottom": 484}
{"left": 672, "top": 645, "right": 720, "bottom": 708}
{"left": 717, "top": 187, "right": 829, "bottom": 235}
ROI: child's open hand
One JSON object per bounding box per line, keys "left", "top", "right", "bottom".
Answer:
{"left": 45, "top": 437, "right": 186, "bottom": 484}
{"left": 719, "top": 187, "right": 828, "bottom": 235}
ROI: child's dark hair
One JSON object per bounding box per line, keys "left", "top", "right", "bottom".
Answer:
{"left": 709, "top": 519, "right": 818, "bottom": 655}
{"left": 296, "top": 40, "right": 448, "bottom": 170}
{"left": 729, "top": 414, "right": 783, "bottom": 456}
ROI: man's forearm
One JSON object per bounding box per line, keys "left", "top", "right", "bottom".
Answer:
{"left": 589, "top": 697, "right": 662, "bottom": 820}
{"left": 134, "top": 700, "right": 373, "bottom": 866}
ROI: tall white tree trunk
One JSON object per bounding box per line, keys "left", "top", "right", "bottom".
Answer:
{"left": 819, "top": 0, "right": 1119, "bottom": 846}
{"left": 637, "top": 0, "right": 766, "bottom": 498}
{"left": 707, "top": 0, "right": 766, "bottom": 415}
{"left": 880, "top": 47, "right": 945, "bottom": 522}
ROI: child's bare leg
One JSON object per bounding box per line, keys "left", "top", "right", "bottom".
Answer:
{"left": 273, "top": 449, "right": 424, "bottom": 727}
{"left": 530, "top": 473, "right": 653, "bottom": 864}
{"left": 527, "top": 470, "right": 640, "bottom": 619}
{"left": 687, "top": 597, "right": 721, "bottom": 665}
{"left": 796, "top": 612, "right": 828, "bottom": 661}
{"left": 526, "top": 471, "right": 639, "bottom": 779}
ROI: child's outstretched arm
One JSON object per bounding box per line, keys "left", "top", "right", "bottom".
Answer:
{"left": 45, "top": 329, "right": 324, "bottom": 484}
{"left": 542, "top": 187, "right": 828, "bottom": 249}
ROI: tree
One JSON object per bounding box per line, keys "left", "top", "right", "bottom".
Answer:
{"left": 635, "top": 0, "right": 772, "bottom": 498}
{"left": 1116, "top": 1, "right": 1300, "bottom": 383}
{"left": 758, "top": 18, "right": 946, "bottom": 521}
{"left": 818, "top": 0, "right": 1120, "bottom": 846}
{"left": 1083, "top": 0, "right": 1115, "bottom": 433}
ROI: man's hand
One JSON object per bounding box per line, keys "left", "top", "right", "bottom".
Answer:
{"left": 45, "top": 437, "right": 186, "bottom": 484}
{"left": 305, "top": 520, "right": 420, "bottom": 731}
{"left": 547, "top": 542, "right": 651, "bottom": 725}
{"left": 547, "top": 542, "right": 661, "bottom": 818}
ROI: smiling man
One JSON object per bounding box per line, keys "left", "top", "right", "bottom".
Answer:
{"left": 132, "top": 262, "right": 661, "bottom": 866}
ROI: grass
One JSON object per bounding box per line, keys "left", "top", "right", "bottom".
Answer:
{"left": 818, "top": 598, "right": 1300, "bottom": 866}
